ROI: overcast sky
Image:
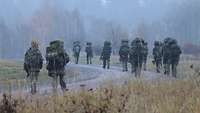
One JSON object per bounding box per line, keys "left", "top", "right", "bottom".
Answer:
{"left": 0, "top": 0, "right": 179, "bottom": 27}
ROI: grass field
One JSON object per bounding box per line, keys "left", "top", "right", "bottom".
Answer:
{"left": 0, "top": 55, "right": 200, "bottom": 113}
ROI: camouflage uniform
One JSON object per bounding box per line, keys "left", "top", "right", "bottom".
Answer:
{"left": 100, "top": 41, "right": 112, "bottom": 69}
{"left": 119, "top": 40, "right": 129, "bottom": 72}
{"left": 153, "top": 41, "right": 163, "bottom": 73}
{"left": 46, "top": 40, "right": 70, "bottom": 92}
{"left": 85, "top": 42, "right": 93, "bottom": 64}
{"left": 73, "top": 41, "right": 81, "bottom": 64}
{"left": 163, "top": 38, "right": 172, "bottom": 75}
{"left": 142, "top": 41, "right": 148, "bottom": 71}
{"left": 129, "top": 38, "right": 144, "bottom": 77}
{"left": 169, "top": 39, "right": 182, "bottom": 78}
{"left": 24, "top": 41, "right": 43, "bottom": 94}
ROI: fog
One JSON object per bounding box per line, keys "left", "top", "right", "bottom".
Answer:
{"left": 0, "top": 0, "right": 199, "bottom": 58}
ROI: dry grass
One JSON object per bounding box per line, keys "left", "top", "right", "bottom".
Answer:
{"left": 1, "top": 77, "right": 198, "bottom": 113}
{"left": 0, "top": 56, "right": 200, "bottom": 113}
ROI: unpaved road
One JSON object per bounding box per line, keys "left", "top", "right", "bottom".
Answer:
{"left": 1, "top": 64, "right": 162, "bottom": 95}
{"left": 39, "top": 64, "right": 162, "bottom": 94}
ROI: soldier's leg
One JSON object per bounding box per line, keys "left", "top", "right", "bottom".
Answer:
{"left": 52, "top": 74, "right": 58, "bottom": 93}
{"left": 172, "top": 63, "right": 177, "bottom": 78}
{"left": 59, "top": 74, "right": 66, "bottom": 91}
{"left": 143, "top": 59, "right": 147, "bottom": 71}
{"left": 121, "top": 61, "right": 125, "bottom": 72}
{"left": 156, "top": 61, "right": 160, "bottom": 73}
{"left": 166, "top": 63, "right": 170, "bottom": 76}
{"left": 125, "top": 61, "right": 128, "bottom": 71}
{"left": 77, "top": 54, "right": 80, "bottom": 64}
{"left": 90, "top": 56, "right": 92, "bottom": 64}
{"left": 137, "top": 63, "right": 142, "bottom": 77}
{"left": 29, "top": 72, "right": 34, "bottom": 94}
{"left": 107, "top": 59, "right": 110, "bottom": 69}
{"left": 87, "top": 54, "right": 89, "bottom": 64}
{"left": 103, "top": 59, "right": 106, "bottom": 69}
{"left": 33, "top": 72, "right": 39, "bottom": 94}
{"left": 131, "top": 63, "right": 135, "bottom": 73}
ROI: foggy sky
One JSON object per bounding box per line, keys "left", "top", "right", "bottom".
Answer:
{"left": 0, "top": 0, "right": 178, "bottom": 27}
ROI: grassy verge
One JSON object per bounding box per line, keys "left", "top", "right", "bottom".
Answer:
{"left": 1, "top": 77, "right": 200, "bottom": 113}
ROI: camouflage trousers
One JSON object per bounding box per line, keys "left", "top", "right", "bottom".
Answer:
{"left": 143, "top": 57, "right": 147, "bottom": 71}
{"left": 171, "top": 63, "right": 178, "bottom": 78}
{"left": 155, "top": 60, "right": 162, "bottom": 73}
{"left": 103, "top": 59, "right": 110, "bottom": 69}
{"left": 87, "top": 55, "right": 92, "bottom": 64}
{"left": 49, "top": 71, "right": 66, "bottom": 92}
{"left": 121, "top": 61, "right": 128, "bottom": 72}
{"left": 131, "top": 62, "right": 142, "bottom": 77}
{"left": 29, "top": 71, "right": 39, "bottom": 94}
{"left": 164, "top": 63, "right": 170, "bottom": 75}
{"left": 74, "top": 54, "right": 80, "bottom": 64}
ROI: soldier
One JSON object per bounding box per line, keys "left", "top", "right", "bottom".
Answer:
{"left": 24, "top": 40, "right": 43, "bottom": 94}
{"left": 169, "top": 39, "right": 182, "bottom": 78}
{"left": 73, "top": 41, "right": 81, "bottom": 64}
{"left": 142, "top": 41, "right": 148, "bottom": 71}
{"left": 129, "top": 38, "right": 144, "bottom": 77}
{"left": 85, "top": 42, "right": 93, "bottom": 64}
{"left": 162, "top": 37, "right": 172, "bottom": 75}
{"left": 100, "top": 41, "right": 112, "bottom": 69}
{"left": 119, "top": 40, "right": 129, "bottom": 72}
{"left": 46, "top": 40, "right": 70, "bottom": 92}
{"left": 153, "top": 41, "right": 163, "bottom": 73}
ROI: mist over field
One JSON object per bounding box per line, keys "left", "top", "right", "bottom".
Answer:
{"left": 0, "top": 0, "right": 200, "bottom": 58}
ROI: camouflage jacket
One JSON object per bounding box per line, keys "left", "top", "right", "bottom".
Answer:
{"left": 153, "top": 46, "right": 163, "bottom": 61}
{"left": 24, "top": 48, "right": 43, "bottom": 72}
{"left": 85, "top": 46, "right": 93, "bottom": 57}
{"left": 119, "top": 45, "right": 129, "bottom": 61}
{"left": 73, "top": 45, "right": 81, "bottom": 56}
{"left": 101, "top": 46, "right": 112, "bottom": 60}
{"left": 129, "top": 45, "right": 144, "bottom": 64}
{"left": 170, "top": 44, "right": 182, "bottom": 64}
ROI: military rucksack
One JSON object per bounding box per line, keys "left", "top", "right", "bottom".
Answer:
{"left": 46, "top": 40, "right": 68, "bottom": 70}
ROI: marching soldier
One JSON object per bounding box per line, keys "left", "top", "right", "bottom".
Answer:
{"left": 73, "top": 41, "right": 81, "bottom": 64}
{"left": 85, "top": 42, "right": 93, "bottom": 64}
{"left": 143, "top": 41, "right": 148, "bottom": 71}
{"left": 153, "top": 41, "right": 163, "bottom": 73}
{"left": 46, "top": 40, "right": 70, "bottom": 92}
{"left": 169, "top": 39, "right": 182, "bottom": 78}
{"left": 119, "top": 40, "right": 129, "bottom": 72}
{"left": 100, "top": 41, "right": 112, "bottom": 69}
{"left": 163, "top": 38, "right": 172, "bottom": 75}
{"left": 24, "top": 40, "right": 43, "bottom": 94}
{"left": 129, "top": 38, "right": 144, "bottom": 77}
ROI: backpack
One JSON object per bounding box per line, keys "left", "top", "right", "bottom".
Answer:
{"left": 46, "top": 40, "right": 68, "bottom": 70}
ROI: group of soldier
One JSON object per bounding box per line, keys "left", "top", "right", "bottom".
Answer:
{"left": 153, "top": 38, "right": 182, "bottom": 78}
{"left": 24, "top": 37, "right": 181, "bottom": 94}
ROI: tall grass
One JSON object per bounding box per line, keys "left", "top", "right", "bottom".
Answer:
{"left": 1, "top": 77, "right": 199, "bottom": 113}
